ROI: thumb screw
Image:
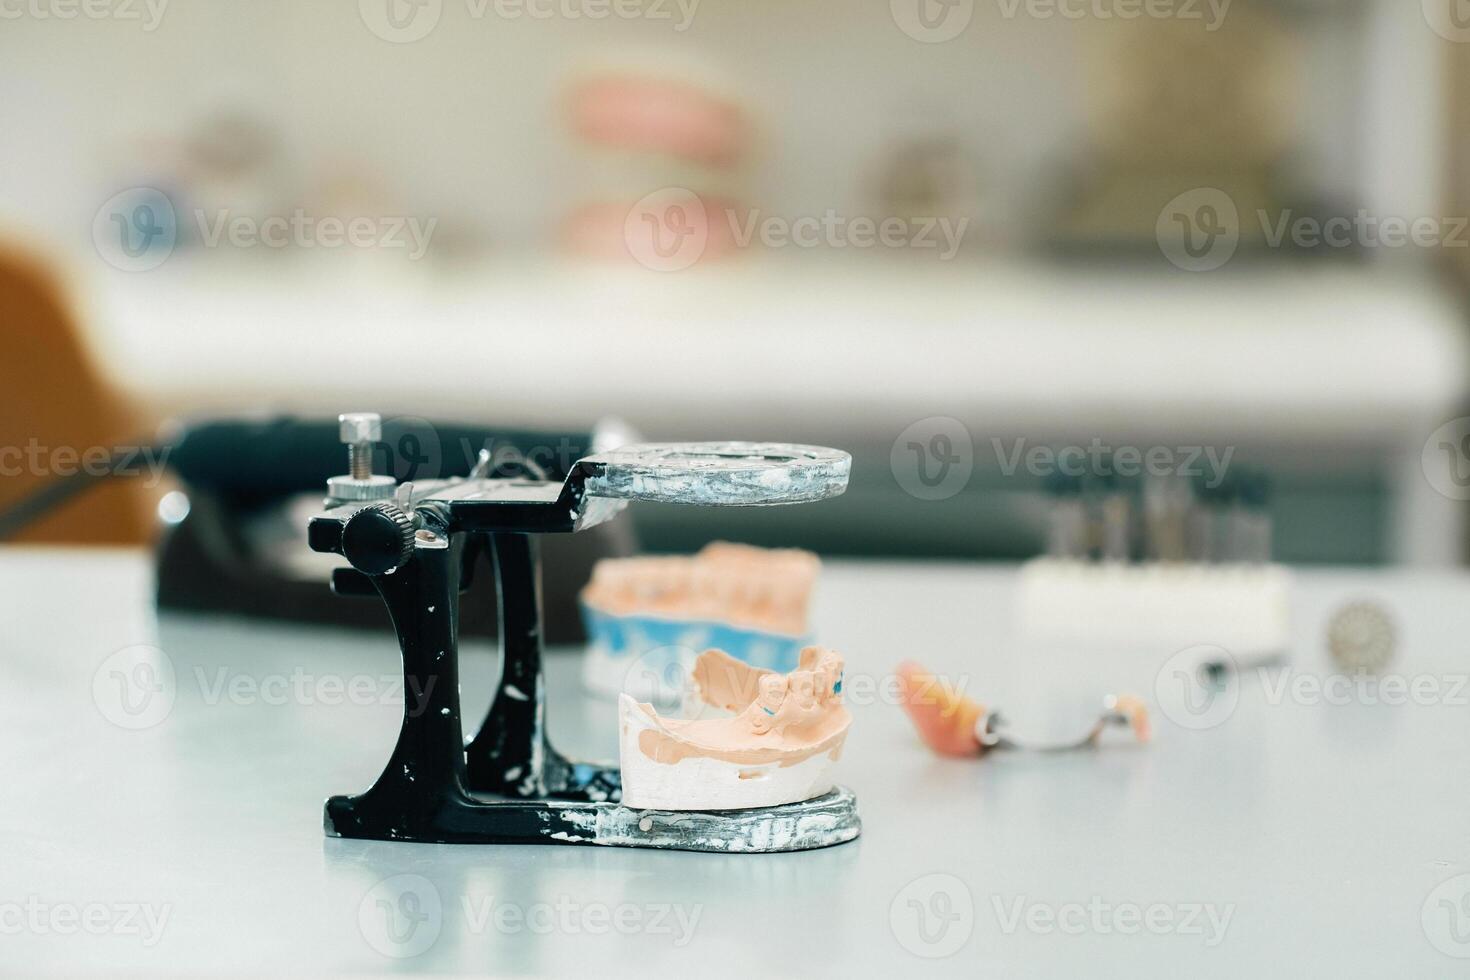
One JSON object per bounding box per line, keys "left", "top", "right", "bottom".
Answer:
{"left": 340, "top": 413, "right": 382, "bottom": 480}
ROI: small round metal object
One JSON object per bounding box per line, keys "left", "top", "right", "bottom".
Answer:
{"left": 326, "top": 474, "right": 397, "bottom": 503}
{"left": 342, "top": 502, "right": 416, "bottom": 575}
{"left": 583, "top": 442, "right": 850, "bottom": 506}
{"left": 1327, "top": 599, "right": 1396, "bottom": 673}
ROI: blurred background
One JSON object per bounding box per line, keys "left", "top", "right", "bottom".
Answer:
{"left": 3, "top": 0, "right": 1469, "bottom": 567}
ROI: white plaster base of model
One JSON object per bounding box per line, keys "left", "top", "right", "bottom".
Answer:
{"left": 618, "top": 695, "right": 840, "bottom": 811}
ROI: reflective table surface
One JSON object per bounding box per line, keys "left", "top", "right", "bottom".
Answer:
{"left": 3, "top": 549, "right": 1468, "bottom": 976}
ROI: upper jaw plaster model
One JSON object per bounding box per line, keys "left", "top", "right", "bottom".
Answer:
{"left": 619, "top": 647, "right": 851, "bottom": 811}
{"left": 582, "top": 542, "right": 823, "bottom": 698}
{"left": 583, "top": 542, "right": 820, "bottom": 638}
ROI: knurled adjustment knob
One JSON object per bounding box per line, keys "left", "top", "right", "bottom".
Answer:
{"left": 341, "top": 502, "right": 415, "bottom": 576}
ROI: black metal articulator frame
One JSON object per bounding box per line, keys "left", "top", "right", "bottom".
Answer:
{"left": 308, "top": 442, "right": 861, "bottom": 853}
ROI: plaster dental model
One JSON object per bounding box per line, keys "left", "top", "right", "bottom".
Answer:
{"left": 619, "top": 647, "right": 850, "bottom": 810}
{"left": 896, "top": 661, "right": 1150, "bottom": 758}
{"left": 581, "top": 542, "right": 821, "bottom": 698}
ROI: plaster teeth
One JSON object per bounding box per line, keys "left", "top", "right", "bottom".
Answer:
{"left": 582, "top": 541, "right": 819, "bottom": 635}
{"left": 618, "top": 647, "right": 850, "bottom": 811}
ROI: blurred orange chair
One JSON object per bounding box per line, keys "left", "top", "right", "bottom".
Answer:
{"left": 0, "top": 245, "right": 154, "bottom": 544}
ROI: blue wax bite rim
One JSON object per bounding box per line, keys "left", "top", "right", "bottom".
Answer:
{"left": 580, "top": 602, "right": 810, "bottom": 674}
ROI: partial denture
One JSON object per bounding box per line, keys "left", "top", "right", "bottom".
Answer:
{"left": 895, "top": 661, "right": 1151, "bottom": 759}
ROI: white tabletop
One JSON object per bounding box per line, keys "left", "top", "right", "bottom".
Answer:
{"left": 3, "top": 548, "right": 1469, "bottom": 976}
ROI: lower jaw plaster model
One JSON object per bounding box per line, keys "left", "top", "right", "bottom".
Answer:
{"left": 896, "top": 661, "right": 1151, "bottom": 757}
{"left": 619, "top": 647, "right": 850, "bottom": 810}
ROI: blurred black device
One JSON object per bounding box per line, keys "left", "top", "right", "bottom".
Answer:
{"left": 155, "top": 415, "right": 633, "bottom": 644}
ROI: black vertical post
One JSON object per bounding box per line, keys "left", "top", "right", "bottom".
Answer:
{"left": 464, "top": 532, "right": 550, "bottom": 797}
{"left": 324, "top": 536, "right": 472, "bottom": 839}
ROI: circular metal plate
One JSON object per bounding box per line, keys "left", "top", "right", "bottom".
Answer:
{"left": 583, "top": 442, "right": 850, "bottom": 506}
